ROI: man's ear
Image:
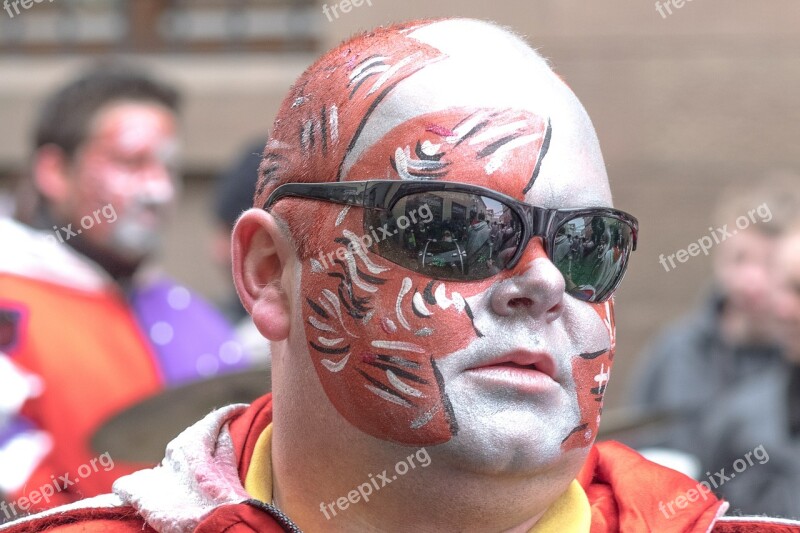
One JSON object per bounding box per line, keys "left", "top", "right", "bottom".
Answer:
{"left": 232, "top": 208, "right": 294, "bottom": 342}
{"left": 32, "top": 145, "right": 73, "bottom": 204}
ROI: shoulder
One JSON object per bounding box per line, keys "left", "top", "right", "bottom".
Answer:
{"left": 0, "top": 218, "right": 109, "bottom": 292}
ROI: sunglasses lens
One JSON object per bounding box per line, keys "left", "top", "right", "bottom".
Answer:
{"left": 553, "top": 215, "right": 634, "bottom": 302}
{"left": 363, "top": 191, "right": 523, "bottom": 281}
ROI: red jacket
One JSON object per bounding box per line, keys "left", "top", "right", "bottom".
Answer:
{"left": 2, "top": 394, "right": 799, "bottom": 532}
{"left": 0, "top": 219, "right": 247, "bottom": 511}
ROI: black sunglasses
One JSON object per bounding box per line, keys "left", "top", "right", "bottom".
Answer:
{"left": 264, "top": 180, "right": 638, "bottom": 303}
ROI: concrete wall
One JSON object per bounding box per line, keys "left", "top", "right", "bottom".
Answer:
{"left": 2, "top": 0, "right": 799, "bottom": 408}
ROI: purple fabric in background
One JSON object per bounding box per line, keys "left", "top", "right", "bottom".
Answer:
{"left": 0, "top": 416, "right": 37, "bottom": 449}
{"left": 129, "top": 278, "right": 249, "bottom": 387}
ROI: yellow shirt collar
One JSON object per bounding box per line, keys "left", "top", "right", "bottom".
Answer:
{"left": 244, "top": 424, "right": 590, "bottom": 532}
{"left": 244, "top": 423, "right": 274, "bottom": 504}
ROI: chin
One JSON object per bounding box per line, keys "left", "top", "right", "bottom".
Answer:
{"left": 436, "top": 429, "right": 587, "bottom": 479}
{"left": 433, "top": 388, "right": 583, "bottom": 476}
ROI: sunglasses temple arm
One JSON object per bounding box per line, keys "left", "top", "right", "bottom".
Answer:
{"left": 265, "top": 182, "right": 371, "bottom": 209}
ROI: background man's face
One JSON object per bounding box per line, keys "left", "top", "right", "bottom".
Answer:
{"left": 772, "top": 232, "right": 800, "bottom": 362}
{"left": 268, "top": 20, "right": 620, "bottom": 476}
{"left": 62, "top": 101, "right": 179, "bottom": 262}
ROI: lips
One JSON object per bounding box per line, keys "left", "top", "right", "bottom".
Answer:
{"left": 465, "top": 350, "right": 559, "bottom": 393}
{"left": 470, "top": 350, "right": 557, "bottom": 378}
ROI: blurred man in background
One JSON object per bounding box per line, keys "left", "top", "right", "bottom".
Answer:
{"left": 699, "top": 219, "right": 800, "bottom": 518}
{"left": 0, "top": 65, "right": 248, "bottom": 516}
{"left": 630, "top": 178, "right": 800, "bottom": 460}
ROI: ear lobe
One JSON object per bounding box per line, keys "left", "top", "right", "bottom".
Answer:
{"left": 232, "top": 209, "right": 294, "bottom": 342}
{"left": 33, "top": 145, "right": 73, "bottom": 204}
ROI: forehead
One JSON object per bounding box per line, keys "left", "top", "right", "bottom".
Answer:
{"left": 719, "top": 230, "right": 774, "bottom": 259}
{"left": 340, "top": 20, "right": 612, "bottom": 209}
{"left": 87, "top": 101, "right": 176, "bottom": 146}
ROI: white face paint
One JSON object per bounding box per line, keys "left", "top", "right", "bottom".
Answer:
{"left": 435, "top": 281, "right": 611, "bottom": 474}
{"left": 264, "top": 18, "right": 621, "bottom": 475}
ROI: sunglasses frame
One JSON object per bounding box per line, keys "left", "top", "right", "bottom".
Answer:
{"left": 264, "top": 180, "right": 638, "bottom": 301}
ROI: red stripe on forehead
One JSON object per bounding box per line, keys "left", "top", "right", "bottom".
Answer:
{"left": 255, "top": 23, "right": 447, "bottom": 204}
{"left": 344, "top": 108, "right": 550, "bottom": 199}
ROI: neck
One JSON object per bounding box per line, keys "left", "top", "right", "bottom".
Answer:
{"left": 268, "top": 345, "right": 578, "bottom": 532}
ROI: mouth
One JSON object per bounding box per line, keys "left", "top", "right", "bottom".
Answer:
{"left": 464, "top": 350, "right": 558, "bottom": 393}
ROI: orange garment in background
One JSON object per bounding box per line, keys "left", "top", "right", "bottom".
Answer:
{"left": 1, "top": 274, "right": 161, "bottom": 510}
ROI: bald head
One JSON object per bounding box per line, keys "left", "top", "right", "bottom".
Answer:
{"left": 255, "top": 18, "right": 610, "bottom": 216}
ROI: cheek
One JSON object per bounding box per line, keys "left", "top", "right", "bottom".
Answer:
{"left": 295, "top": 206, "right": 492, "bottom": 445}
{"left": 562, "top": 299, "right": 615, "bottom": 451}
{"left": 75, "top": 157, "right": 131, "bottom": 210}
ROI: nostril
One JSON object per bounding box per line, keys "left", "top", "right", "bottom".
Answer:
{"left": 508, "top": 297, "right": 533, "bottom": 308}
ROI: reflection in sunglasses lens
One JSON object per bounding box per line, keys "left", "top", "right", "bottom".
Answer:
{"left": 364, "top": 191, "right": 632, "bottom": 302}
{"left": 364, "top": 192, "right": 524, "bottom": 281}
{"left": 554, "top": 216, "right": 632, "bottom": 302}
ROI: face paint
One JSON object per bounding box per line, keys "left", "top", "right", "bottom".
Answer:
{"left": 292, "top": 107, "right": 551, "bottom": 446}
{"left": 561, "top": 299, "right": 615, "bottom": 451}
{"left": 261, "top": 20, "right": 617, "bottom": 456}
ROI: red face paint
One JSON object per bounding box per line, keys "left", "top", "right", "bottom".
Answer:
{"left": 259, "top": 21, "right": 616, "bottom": 449}
{"left": 292, "top": 107, "right": 549, "bottom": 445}
{"left": 561, "top": 299, "right": 615, "bottom": 451}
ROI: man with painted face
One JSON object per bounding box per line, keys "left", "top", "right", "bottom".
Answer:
{"left": 0, "top": 66, "right": 248, "bottom": 516}
{"left": 4, "top": 18, "right": 800, "bottom": 533}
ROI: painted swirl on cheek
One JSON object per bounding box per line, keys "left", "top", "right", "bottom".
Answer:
{"left": 561, "top": 298, "right": 616, "bottom": 451}
{"left": 299, "top": 205, "right": 501, "bottom": 446}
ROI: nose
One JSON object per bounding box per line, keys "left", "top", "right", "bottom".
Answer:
{"left": 489, "top": 237, "right": 565, "bottom": 322}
